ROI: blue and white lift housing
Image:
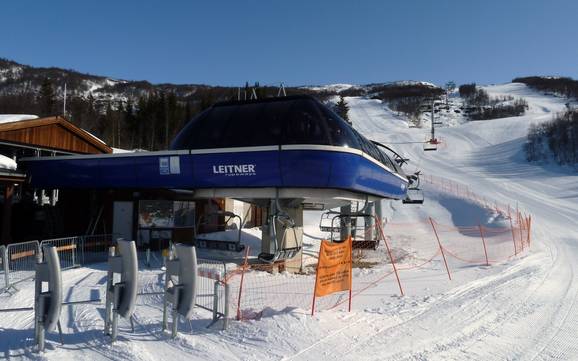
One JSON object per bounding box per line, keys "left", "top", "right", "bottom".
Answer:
{"left": 22, "top": 95, "right": 410, "bottom": 203}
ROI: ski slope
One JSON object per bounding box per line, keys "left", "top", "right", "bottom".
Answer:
{"left": 1, "top": 83, "right": 577, "bottom": 360}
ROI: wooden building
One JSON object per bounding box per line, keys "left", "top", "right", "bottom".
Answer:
{"left": 0, "top": 115, "right": 112, "bottom": 156}
{"left": 0, "top": 115, "right": 111, "bottom": 245}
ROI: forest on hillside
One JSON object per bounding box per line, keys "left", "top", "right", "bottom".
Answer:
{"left": 517, "top": 76, "right": 578, "bottom": 166}
{"left": 0, "top": 74, "right": 321, "bottom": 150}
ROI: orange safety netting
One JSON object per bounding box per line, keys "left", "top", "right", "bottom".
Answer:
{"left": 222, "top": 174, "right": 532, "bottom": 320}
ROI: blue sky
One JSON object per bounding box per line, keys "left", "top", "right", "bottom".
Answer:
{"left": 2, "top": 0, "right": 577, "bottom": 87}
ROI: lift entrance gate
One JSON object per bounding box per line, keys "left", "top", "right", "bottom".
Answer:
{"left": 0, "top": 239, "right": 228, "bottom": 352}
{"left": 0, "top": 245, "right": 101, "bottom": 352}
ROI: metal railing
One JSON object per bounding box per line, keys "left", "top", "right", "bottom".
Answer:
{"left": 4, "top": 240, "right": 41, "bottom": 292}
{"left": 2, "top": 236, "right": 232, "bottom": 328}
{"left": 40, "top": 237, "right": 79, "bottom": 270}
{"left": 1, "top": 235, "right": 113, "bottom": 294}
{"left": 0, "top": 245, "right": 5, "bottom": 290}
{"left": 196, "top": 257, "right": 229, "bottom": 329}
{"left": 78, "top": 234, "right": 114, "bottom": 265}
{"left": 39, "top": 234, "right": 114, "bottom": 270}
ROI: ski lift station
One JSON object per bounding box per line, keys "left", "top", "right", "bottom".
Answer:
{"left": 6, "top": 94, "right": 418, "bottom": 272}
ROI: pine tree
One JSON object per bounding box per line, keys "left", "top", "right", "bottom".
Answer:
{"left": 336, "top": 96, "right": 350, "bottom": 124}
{"left": 38, "top": 78, "right": 56, "bottom": 117}
{"left": 166, "top": 92, "right": 178, "bottom": 147}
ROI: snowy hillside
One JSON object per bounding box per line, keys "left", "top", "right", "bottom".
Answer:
{"left": 1, "top": 83, "right": 577, "bottom": 360}
{"left": 0, "top": 58, "right": 208, "bottom": 104}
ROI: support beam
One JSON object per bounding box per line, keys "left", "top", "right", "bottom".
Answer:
{"left": 375, "top": 199, "right": 384, "bottom": 230}
{"left": 340, "top": 204, "right": 352, "bottom": 241}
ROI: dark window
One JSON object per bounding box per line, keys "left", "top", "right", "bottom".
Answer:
{"left": 199, "top": 106, "right": 237, "bottom": 148}
{"left": 172, "top": 96, "right": 367, "bottom": 152}
{"left": 349, "top": 129, "right": 396, "bottom": 170}
{"left": 170, "top": 109, "right": 212, "bottom": 149}
{"left": 320, "top": 106, "right": 360, "bottom": 149}
{"left": 219, "top": 100, "right": 290, "bottom": 147}
{"left": 283, "top": 99, "right": 331, "bottom": 145}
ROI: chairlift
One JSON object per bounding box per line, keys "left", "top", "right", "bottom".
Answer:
{"left": 319, "top": 211, "right": 341, "bottom": 232}
{"left": 403, "top": 171, "right": 425, "bottom": 204}
{"left": 329, "top": 212, "right": 380, "bottom": 250}
{"left": 258, "top": 212, "right": 302, "bottom": 263}
{"left": 403, "top": 188, "right": 425, "bottom": 204}
{"left": 423, "top": 138, "right": 440, "bottom": 152}
{"left": 195, "top": 211, "right": 245, "bottom": 252}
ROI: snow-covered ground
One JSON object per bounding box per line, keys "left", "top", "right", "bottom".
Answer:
{"left": 1, "top": 83, "right": 577, "bottom": 360}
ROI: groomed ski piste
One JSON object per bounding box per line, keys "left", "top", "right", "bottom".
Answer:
{"left": 1, "top": 83, "right": 577, "bottom": 360}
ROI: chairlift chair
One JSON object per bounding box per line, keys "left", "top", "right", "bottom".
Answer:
{"left": 258, "top": 213, "right": 302, "bottom": 263}
{"left": 423, "top": 138, "right": 440, "bottom": 151}
{"left": 319, "top": 211, "right": 341, "bottom": 232}
{"left": 403, "top": 172, "right": 425, "bottom": 204}
{"left": 403, "top": 188, "right": 425, "bottom": 204}
{"left": 329, "top": 213, "right": 380, "bottom": 250}
{"left": 195, "top": 211, "right": 245, "bottom": 252}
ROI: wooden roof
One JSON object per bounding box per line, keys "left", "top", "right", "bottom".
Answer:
{"left": 0, "top": 116, "right": 112, "bottom": 154}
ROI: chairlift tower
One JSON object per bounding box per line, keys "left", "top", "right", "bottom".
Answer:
{"left": 424, "top": 97, "right": 439, "bottom": 151}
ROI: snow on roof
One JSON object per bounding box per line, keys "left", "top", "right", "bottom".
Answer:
{"left": 0, "top": 114, "right": 38, "bottom": 124}
{"left": 81, "top": 128, "right": 107, "bottom": 145}
{"left": 112, "top": 147, "right": 141, "bottom": 153}
{"left": 0, "top": 154, "right": 17, "bottom": 170}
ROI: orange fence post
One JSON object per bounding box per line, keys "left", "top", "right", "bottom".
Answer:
{"left": 478, "top": 225, "right": 490, "bottom": 266}
{"left": 236, "top": 246, "right": 250, "bottom": 321}
{"left": 509, "top": 214, "right": 518, "bottom": 256}
{"left": 518, "top": 212, "right": 524, "bottom": 252}
{"left": 375, "top": 218, "right": 404, "bottom": 296}
{"left": 348, "top": 236, "right": 353, "bottom": 312}
{"left": 311, "top": 252, "right": 320, "bottom": 316}
{"left": 527, "top": 215, "right": 532, "bottom": 248}
{"left": 429, "top": 217, "right": 452, "bottom": 280}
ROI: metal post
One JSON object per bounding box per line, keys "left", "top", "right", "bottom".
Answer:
{"left": 104, "top": 246, "right": 115, "bottom": 336}
{"left": 80, "top": 236, "right": 85, "bottom": 266}
{"left": 37, "top": 324, "right": 45, "bottom": 352}
{"left": 171, "top": 286, "right": 180, "bottom": 338}
{"left": 430, "top": 97, "right": 435, "bottom": 141}
{"left": 366, "top": 203, "right": 375, "bottom": 242}
{"left": 111, "top": 305, "right": 119, "bottom": 342}
{"left": 212, "top": 281, "right": 219, "bottom": 323}
{"left": 71, "top": 240, "right": 77, "bottom": 267}
{"left": 375, "top": 199, "right": 384, "bottom": 231}
{"left": 34, "top": 252, "right": 44, "bottom": 351}
{"left": 223, "top": 282, "right": 230, "bottom": 330}
{"left": 340, "top": 204, "right": 352, "bottom": 241}
{"left": 162, "top": 247, "right": 172, "bottom": 331}
{"left": 3, "top": 246, "right": 8, "bottom": 291}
